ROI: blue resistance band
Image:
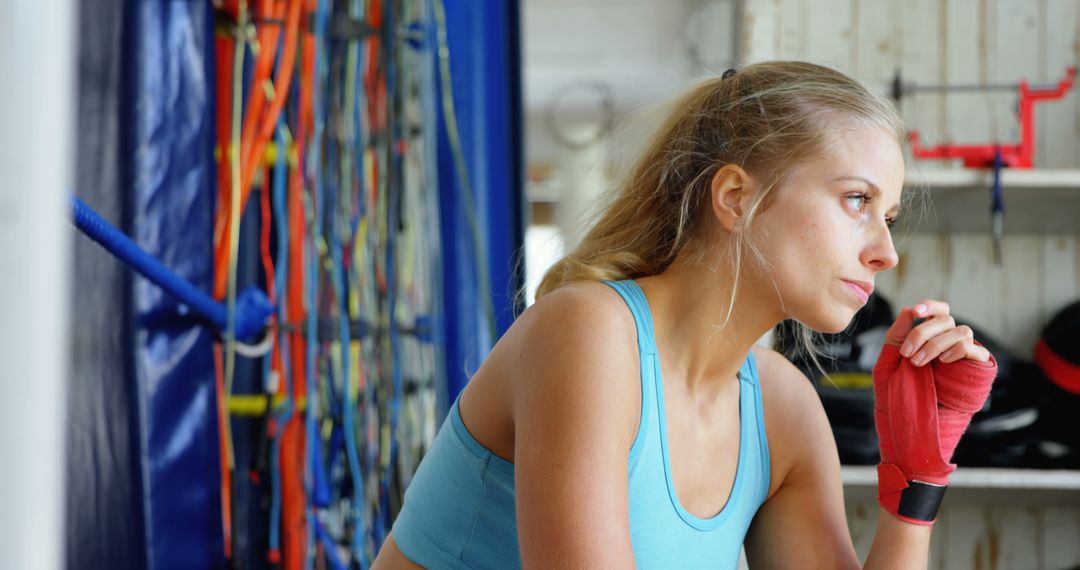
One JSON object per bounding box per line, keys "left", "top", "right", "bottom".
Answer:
{"left": 70, "top": 195, "right": 274, "bottom": 342}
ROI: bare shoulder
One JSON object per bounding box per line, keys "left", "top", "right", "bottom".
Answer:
{"left": 503, "top": 280, "right": 646, "bottom": 566}
{"left": 752, "top": 346, "right": 819, "bottom": 407}
{"left": 502, "top": 280, "right": 642, "bottom": 413}
{"left": 458, "top": 280, "right": 644, "bottom": 468}
{"left": 752, "top": 345, "right": 822, "bottom": 427}
{"left": 751, "top": 346, "right": 837, "bottom": 497}
{"left": 514, "top": 280, "right": 635, "bottom": 339}
{"left": 743, "top": 346, "right": 856, "bottom": 567}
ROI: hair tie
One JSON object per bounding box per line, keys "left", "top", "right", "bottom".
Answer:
{"left": 722, "top": 68, "right": 737, "bottom": 80}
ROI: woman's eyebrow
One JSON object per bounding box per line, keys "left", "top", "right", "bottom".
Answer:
{"left": 835, "top": 175, "right": 902, "bottom": 217}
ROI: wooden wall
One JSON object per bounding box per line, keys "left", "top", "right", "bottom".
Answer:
{"left": 741, "top": 0, "right": 1080, "bottom": 357}
{"left": 740, "top": 1, "right": 1080, "bottom": 568}
{"left": 741, "top": 0, "right": 1079, "bottom": 169}
{"left": 845, "top": 501, "right": 1080, "bottom": 570}
{"left": 878, "top": 233, "right": 1079, "bottom": 358}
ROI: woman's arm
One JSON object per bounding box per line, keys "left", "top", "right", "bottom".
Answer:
{"left": 746, "top": 300, "right": 995, "bottom": 569}
{"left": 509, "top": 283, "right": 644, "bottom": 569}
{"left": 742, "top": 349, "right": 931, "bottom": 570}
{"left": 863, "top": 510, "right": 932, "bottom": 569}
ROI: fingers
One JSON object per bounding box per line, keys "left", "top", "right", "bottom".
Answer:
{"left": 905, "top": 325, "right": 969, "bottom": 366}
{"left": 911, "top": 299, "right": 951, "bottom": 319}
{"left": 900, "top": 313, "right": 957, "bottom": 359}
{"left": 883, "top": 307, "right": 916, "bottom": 346}
{"left": 883, "top": 300, "right": 951, "bottom": 346}
{"left": 937, "top": 343, "right": 967, "bottom": 364}
{"left": 939, "top": 340, "right": 992, "bottom": 364}
{"left": 886, "top": 298, "right": 989, "bottom": 367}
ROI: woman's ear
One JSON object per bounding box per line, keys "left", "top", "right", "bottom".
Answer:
{"left": 710, "top": 165, "right": 752, "bottom": 232}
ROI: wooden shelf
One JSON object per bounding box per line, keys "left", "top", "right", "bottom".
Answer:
{"left": 900, "top": 168, "right": 1080, "bottom": 234}
{"left": 841, "top": 465, "right": 1080, "bottom": 489}
{"left": 841, "top": 466, "right": 1080, "bottom": 505}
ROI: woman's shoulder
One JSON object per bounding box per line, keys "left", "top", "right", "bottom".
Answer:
{"left": 751, "top": 346, "right": 821, "bottom": 441}
{"left": 751, "top": 345, "right": 835, "bottom": 498}
{"left": 529, "top": 279, "right": 630, "bottom": 314}
{"left": 496, "top": 280, "right": 644, "bottom": 421}
{"left": 511, "top": 280, "right": 638, "bottom": 355}
{"left": 751, "top": 345, "right": 817, "bottom": 401}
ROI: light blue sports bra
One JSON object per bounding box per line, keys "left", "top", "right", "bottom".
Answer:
{"left": 390, "top": 279, "right": 771, "bottom": 568}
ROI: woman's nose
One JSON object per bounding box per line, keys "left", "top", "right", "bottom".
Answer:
{"left": 863, "top": 224, "right": 899, "bottom": 271}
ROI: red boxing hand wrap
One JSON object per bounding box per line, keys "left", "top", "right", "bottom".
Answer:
{"left": 873, "top": 342, "right": 997, "bottom": 525}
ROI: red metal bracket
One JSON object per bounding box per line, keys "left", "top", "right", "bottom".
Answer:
{"left": 908, "top": 66, "right": 1076, "bottom": 168}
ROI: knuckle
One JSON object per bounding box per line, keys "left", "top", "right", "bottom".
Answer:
{"left": 914, "top": 335, "right": 935, "bottom": 352}
{"left": 926, "top": 336, "right": 950, "bottom": 353}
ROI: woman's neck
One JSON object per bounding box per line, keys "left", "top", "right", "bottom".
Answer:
{"left": 636, "top": 255, "right": 783, "bottom": 395}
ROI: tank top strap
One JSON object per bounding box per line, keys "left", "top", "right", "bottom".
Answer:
{"left": 602, "top": 280, "right": 658, "bottom": 356}
{"left": 738, "top": 348, "right": 759, "bottom": 385}
{"left": 602, "top": 279, "right": 658, "bottom": 469}
{"left": 737, "top": 347, "right": 772, "bottom": 504}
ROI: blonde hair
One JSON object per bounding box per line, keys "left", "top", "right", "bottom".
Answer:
{"left": 535, "top": 61, "right": 906, "bottom": 359}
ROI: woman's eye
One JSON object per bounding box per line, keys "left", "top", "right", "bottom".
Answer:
{"left": 847, "top": 192, "right": 896, "bottom": 229}
{"left": 845, "top": 193, "right": 869, "bottom": 211}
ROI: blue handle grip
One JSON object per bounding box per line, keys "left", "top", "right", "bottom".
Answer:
{"left": 70, "top": 195, "right": 274, "bottom": 342}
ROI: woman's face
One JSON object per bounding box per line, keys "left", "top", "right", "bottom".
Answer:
{"left": 749, "top": 127, "right": 905, "bottom": 334}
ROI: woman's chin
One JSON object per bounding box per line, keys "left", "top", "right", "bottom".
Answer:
{"left": 802, "top": 312, "right": 855, "bottom": 335}
{"left": 822, "top": 321, "right": 852, "bottom": 335}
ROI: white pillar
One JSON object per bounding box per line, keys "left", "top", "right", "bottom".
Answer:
{"left": 0, "top": 1, "right": 74, "bottom": 568}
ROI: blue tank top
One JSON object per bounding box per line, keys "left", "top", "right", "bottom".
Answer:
{"left": 390, "top": 279, "right": 771, "bottom": 568}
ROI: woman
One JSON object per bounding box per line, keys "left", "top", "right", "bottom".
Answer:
{"left": 373, "top": 61, "right": 997, "bottom": 569}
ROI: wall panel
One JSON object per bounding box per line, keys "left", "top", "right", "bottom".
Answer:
{"left": 742, "top": 2, "right": 1080, "bottom": 567}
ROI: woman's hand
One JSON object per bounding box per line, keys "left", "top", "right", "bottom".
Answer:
{"left": 873, "top": 299, "right": 998, "bottom": 526}
{"left": 884, "top": 299, "right": 992, "bottom": 366}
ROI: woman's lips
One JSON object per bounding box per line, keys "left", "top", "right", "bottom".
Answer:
{"left": 842, "top": 279, "right": 872, "bottom": 304}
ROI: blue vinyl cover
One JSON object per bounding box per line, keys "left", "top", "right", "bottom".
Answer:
{"left": 123, "top": 1, "right": 223, "bottom": 568}
{"left": 67, "top": 0, "right": 143, "bottom": 566}
{"left": 436, "top": 0, "right": 524, "bottom": 403}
